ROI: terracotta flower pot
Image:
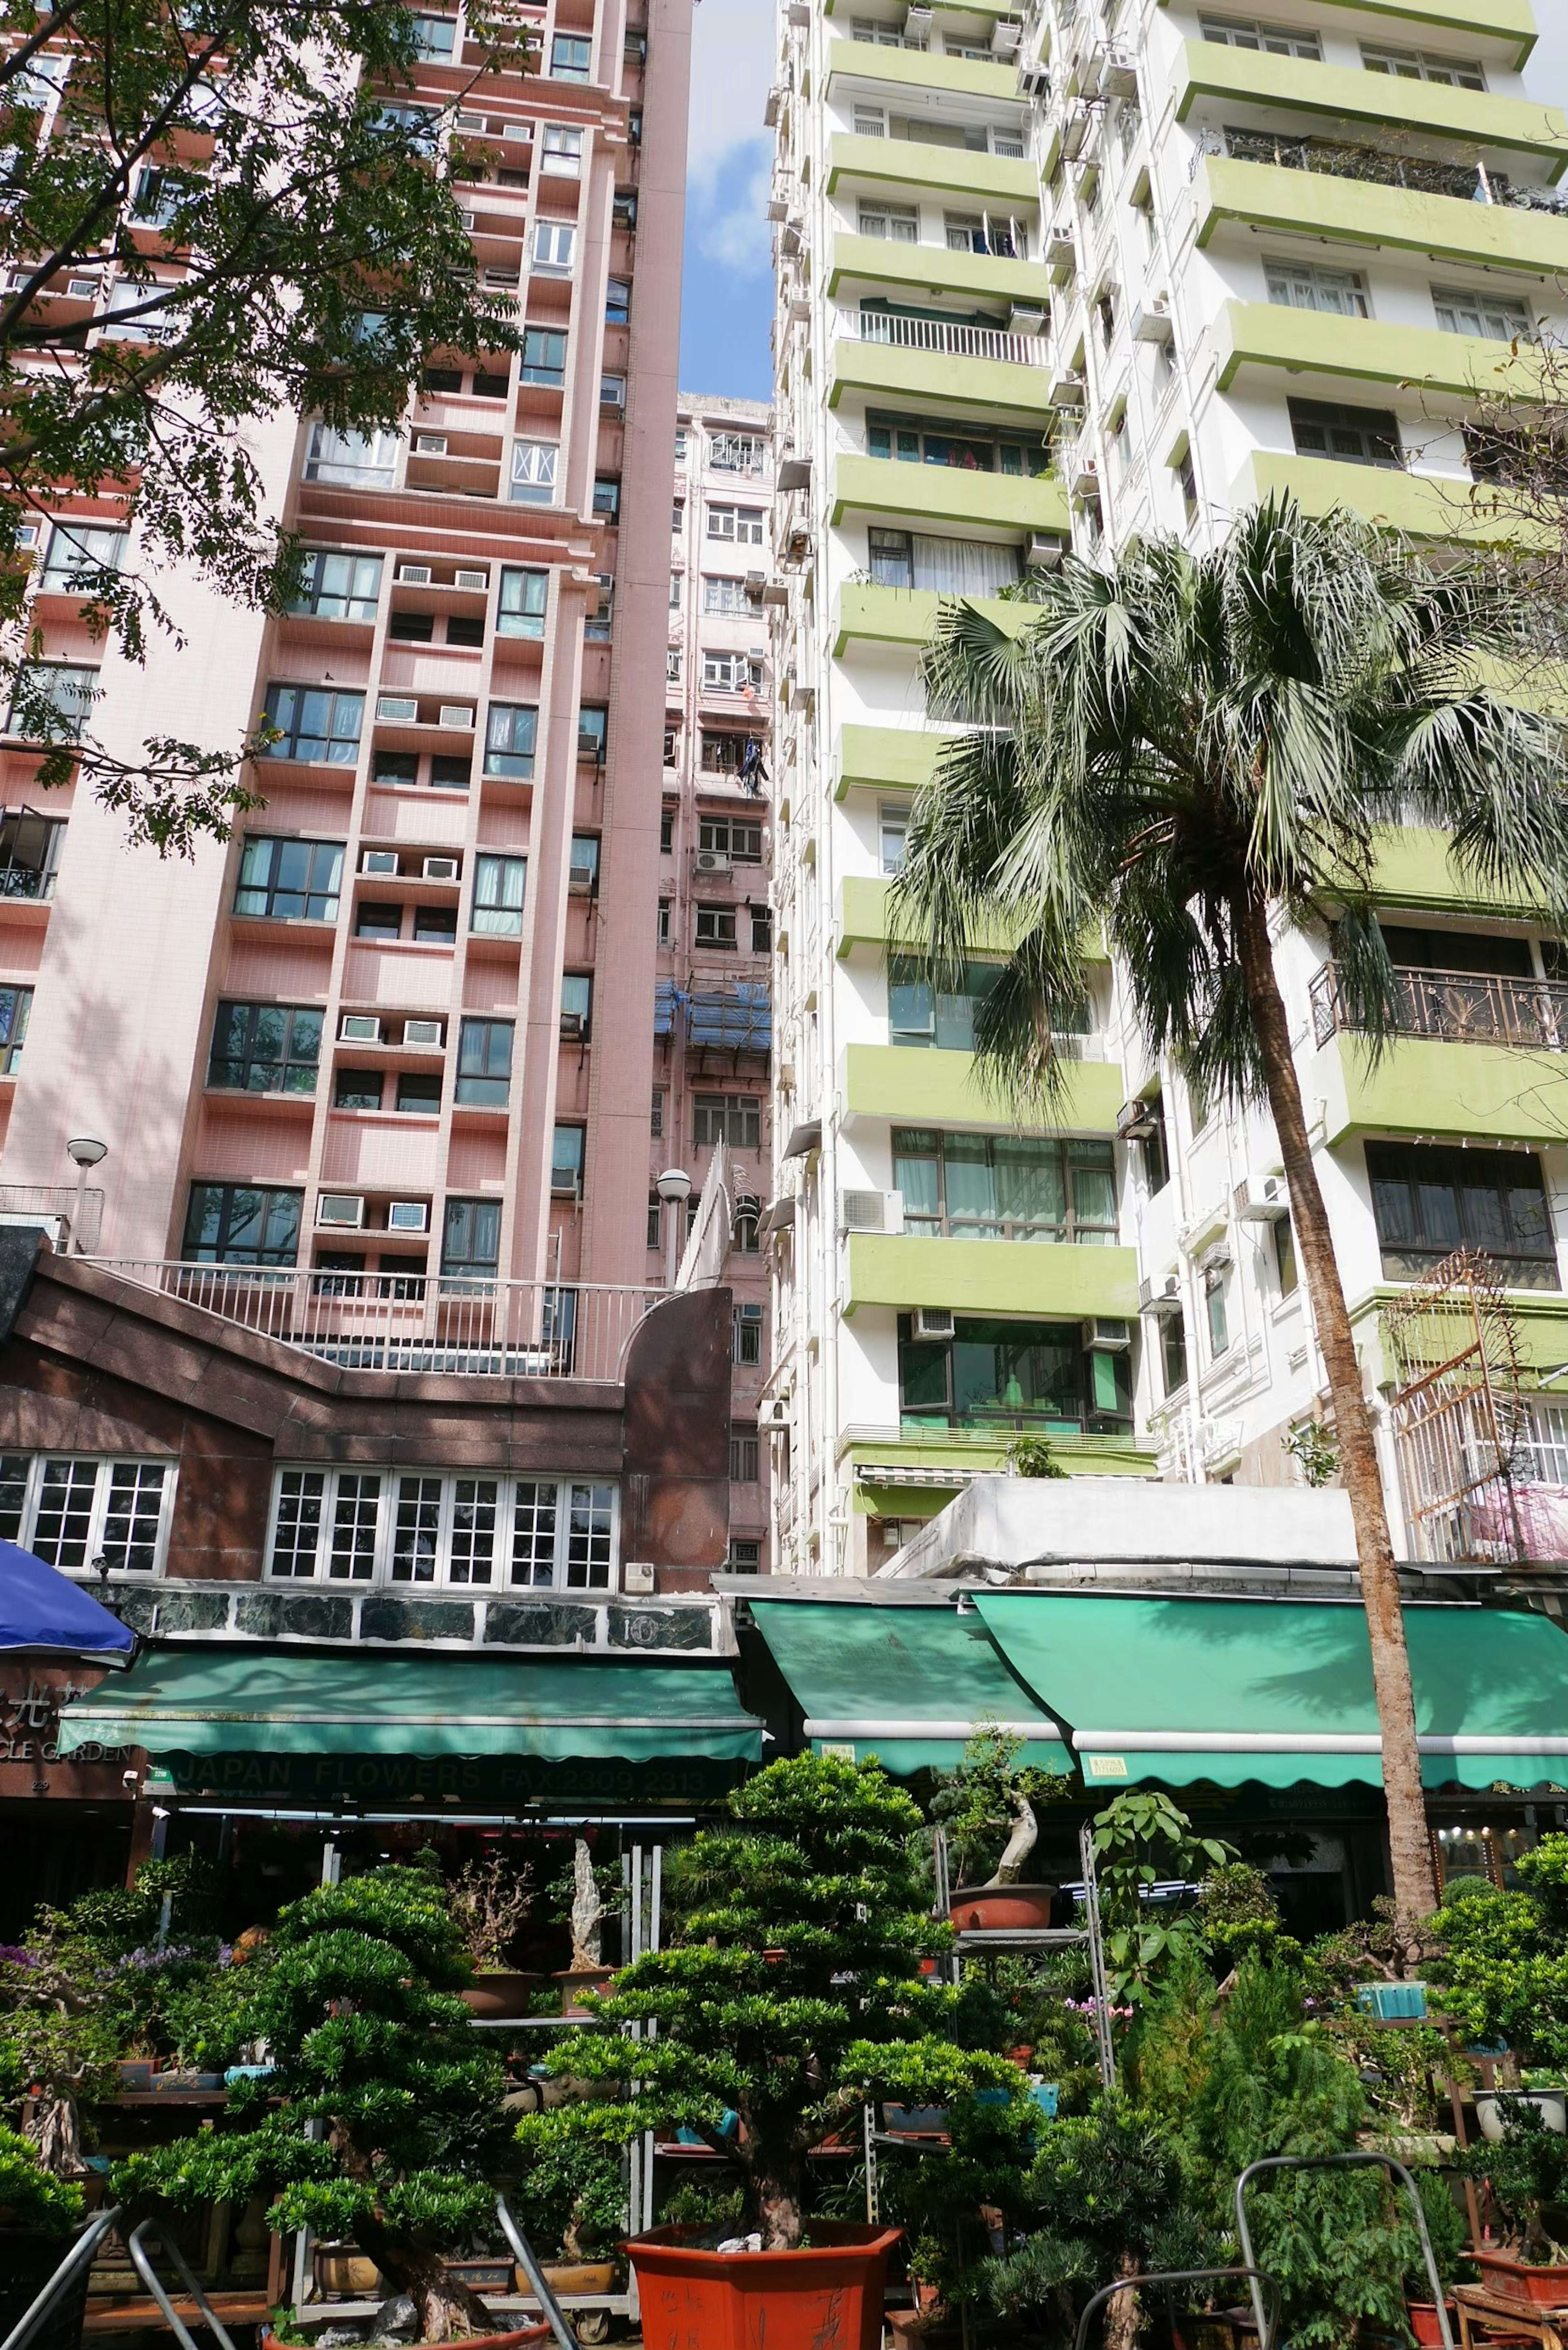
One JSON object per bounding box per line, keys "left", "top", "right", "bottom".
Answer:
{"left": 537, "top": 2260, "right": 618, "bottom": 2296}
{"left": 555, "top": 1967, "right": 613, "bottom": 2019}
{"left": 460, "top": 1972, "right": 539, "bottom": 2021}
{"left": 313, "top": 2245, "right": 381, "bottom": 2296}
{"left": 1408, "top": 2302, "right": 1457, "bottom": 2346}
{"left": 1474, "top": 2250, "right": 1568, "bottom": 2310}
{"left": 948, "top": 1885, "right": 1056, "bottom": 1933}
{"left": 628, "top": 2222, "right": 903, "bottom": 2350}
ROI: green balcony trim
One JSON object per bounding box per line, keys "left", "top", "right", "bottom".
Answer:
{"left": 828, "top": 230, "right": 1054, "bottom": 307}
{"left": 831, "top": 451, "right": 1069, "bottom": 534}
{"left": 1349, "top": 1288, "right": 1568, "bottom": 1381}
{"left": 1234, "top": 450, "right": 1548, "bottom": 548}
{"left": 1316, "top": 1031, "right": 1568, "bottom": 1146}
{"left": 1195, "top": 156, "right": 1568, "bottom": 278}
{"left": 830, "top": 336, "right": 1053, "bottom": 422}
{"left": 1365, "top": 824, "right": 1551, "bottom": 915}
{"left": 845, "top": 1432, "right": 1157, "bottom": 1506}
{"left": 826, "top": 36, "right": 1025, "bottom": 101}
{"left": 837, "top": 872, "right": 1024, "bottom": 957}
{"left": 826, "top": 130, "right": 1039, "bottom": 207}
{"left": 842, "top": 1040, "right": 1124, "bottom": 1130}
{"left": 1214, "top": 298, "right": 1546, "bottom": 402}
{"left": 1159, "top": 0, "right": 1534, "bottom": 68}
{"left": 1174, "top": 40, "right": 1568, "bottom": 173}
{"left": 824, "top": 0, "right": 1029, "bottom": 17}
{"left": 832, "top": 580, "right": 1033, "bottom": 655}
{"left": 837, "top": 723, "right": 942, "bottom": 798}
{"left": 844, "top": 1230, "right": 1142, "bottom": 1318}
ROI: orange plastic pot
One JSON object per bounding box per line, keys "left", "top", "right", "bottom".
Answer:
{"left": 1474, "top": 2252, "right": 1568, "bottom": 2310}
{"left": 628, "top": 2221, "right": 903, "bottom": 2350}
{"left": 949, "top": 1885, "right": 1055, "bottom": 1932}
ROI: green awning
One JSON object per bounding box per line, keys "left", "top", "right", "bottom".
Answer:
{"left": 57, "top": 1648, "right": 763, "bottom": 1803}
{"left": 973, "top": 1592, "right": 1568, "bottom": 1792}
{"left": 751, "top": 1599, "right": 1069, "bottom": 1775}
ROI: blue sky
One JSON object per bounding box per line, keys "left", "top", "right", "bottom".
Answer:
{"left": 677, "top": 0, "right": 774, "bottom": 402}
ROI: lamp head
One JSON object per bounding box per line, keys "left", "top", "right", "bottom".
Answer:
{"left": 655, "top": 1167, "right": 692, "bottom": 1204}
{"left": 66, "top": 1136, "right": 107, "bottom": 1169}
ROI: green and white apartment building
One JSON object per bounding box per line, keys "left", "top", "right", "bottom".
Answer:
{"left": 761, "top": 0, "right": 1568, "bottom": 1573}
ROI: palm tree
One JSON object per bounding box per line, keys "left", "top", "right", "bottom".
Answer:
{"left": 893, "top": 494, "right": 1568, "bottom": 1918}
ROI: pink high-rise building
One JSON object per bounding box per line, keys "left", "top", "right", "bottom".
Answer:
{"left": 0, "top": 0, "right": 691, "bottom": 1321}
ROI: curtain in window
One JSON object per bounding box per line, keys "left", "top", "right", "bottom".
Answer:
{"left": 912, "top": 535, "right": 1022, "bottom": 593}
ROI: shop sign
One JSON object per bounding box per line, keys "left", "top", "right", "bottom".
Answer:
{"left": 0, "top": 1664, "right": 131, "bottom": 1793}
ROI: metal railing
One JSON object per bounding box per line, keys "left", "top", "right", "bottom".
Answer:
{"left": 1311, "top": 960, "right": 1568, "bottom": 1052}
{"left": 83, "top": 1261, "right": 662, "bottom": 1381}
{"left": 849, "top": 310, "right": 1049, "bottom": 368}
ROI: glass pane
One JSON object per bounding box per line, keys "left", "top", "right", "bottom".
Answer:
{"left": 996, "top": 1139, "right": 1065, "bottom": 1231}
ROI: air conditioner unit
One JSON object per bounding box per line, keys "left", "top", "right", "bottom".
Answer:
{"left": 1048, "top": 369, "right": 1086, "bottom": 410}
{"left": 991, "top": 17, "right": 1021, "bottom": 54}
{"left": 904, "top": 4, "right": 933, "bottom": 31}
{"left": 913, "top": 1307, "right": 955, "bottom": 1341}
{"left": 361, "top": 849, "right": 399, "bottom": 875}
{"left": 839, "top": 1189, "right": 904, "bottom": 1234}
{"left": 438, "top": 706, "right": 474, "bottom": 729}
{"left": 458, "top": 207, "right": 476, "bottom": 229}
{"left": 1085, "top": 1316, "right": 1133, "bottom": 1352}
{"left": 318, "top": 1194, "right": 366, "bottom": 1228}
{"left": 1016, "top": 60, "right": 1050, "bottom": 97}
{"left": 1235, "top": 1174, "right": 1290, "bottom": 1223}
{"left": 397, "top": 563, "right": 433, "bottom": 585}
{"left": 559, "top": 1011, "right": 585, "bottom": 1039}
{"left": 454, "top": 567, "right": 488, "bottom": 590}
{"left": 403, "top": 1018, "right": 444, "bottom": 1048}
{"left": 550, "top": 1167, "right": 582, "bottom": 1197}
{"left": 1116, "top": 1096, "right": 1156, "bottom": 1140}
{"left": 388, "top": 1200, "right": 430, "bottom": 1232}
{"left": 414, "top": 433, "right": 449, "bottom": 455}
{"left": 422, "top": 855, "right": 460, "bottom": 881}
{"left": 568, "top": 860, "right": 597, "bottom": 893}
{"left": 766, "top": 197, "right": 788, "bottom": 223}
{"left": 13, "top": 523, "right": 38, "bottom": 550}
{"left": 339, "top": 1013, "right": 383, "bottom": 1043}
{"left": 1025, "top": 532, "right": 1067, "bottom": 570}
{"left": 1138, "top": 1274, "right": 1183, "bottom": 1317}
{"left": 377, "top": 695, "right": 419, "bottom": 721}
{"left": 1199, "top": 1241, "right": 1232, "bottom": 1277}
{"left": 696, "top": 850, "right": 732, "bottom": 874}
{"left": 1132, "top": 296, "right": 1174, "bottom": 346}
{"left": 1060, "top": 107, "right": 1091, "bottom": 161}
{"left": 745, "top": 569, "right": 766, "bottom": 593}
{"left": 1044, "top": 224, "right": 1076, "bottom": 271}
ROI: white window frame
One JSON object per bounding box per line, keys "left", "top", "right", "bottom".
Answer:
{"left": 1263, "top": 256, "right": 1370, "bottom": 318}
{"left": 1432, "top": 283, "right": 1533, "bottom": 341}
{"left": 702, "top": 649, "right": 764, "bottom": 692}
{"left": 531, "top": 219, "right": 577, "bottom": 276}
{"left": 1361, "top": 40, "right": 1484, "bottom": 85}
{"left": 702, "top": 575, "right": 749, "bottom": 614}
{"left": 265, "top": 1467, "right": 621, "bottom": 1590}
{"left": 539, "top": 125, "right": 584, "bottom": 176}
{"left": 706, "top": 504, "right": 766, "bottom": 545}
{"left": 0, "top": 1453, "right": 177, "bottom": 1574}
{"left": 510, "top": 439, "right": 559, "bottom": 503}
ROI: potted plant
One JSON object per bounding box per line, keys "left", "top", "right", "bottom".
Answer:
{"left": 512, "top": 2103, "right": 634, "bottom": 2299}
{"left": 530, "top": 1755, "right": 1025, "bottom": 2350}
{"left": 114, "top": 1865, "right": 545, "bottom": 2346}
{"left": 0, "top": 2121, "right": 87, "bottom": 2346}
{"left": 453, "top": 1854, "right": 535, "bottom": 2023}
{"left": 1459, "top": 2099, "right": 1568, "bottom": 2300}
{"left": 549, "top": 1842, "right": 617, "bottom": 2018}
{"left": 932, "top": 1728, "right": 1060, "bottom": 1933}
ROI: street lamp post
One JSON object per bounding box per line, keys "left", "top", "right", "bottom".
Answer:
{"left": 655, "top": 1166, "right": 692, "bottom": 1291}
{"left": 65, "top": 1134, "right": 107, "bottom": 1254}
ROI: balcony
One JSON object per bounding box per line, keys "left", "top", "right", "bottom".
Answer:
{"left": 1213, "top": 299, "right": 1546, "bottom": 403}
{"left": 1312, "top": 961, "right": 1568, "bottom": 1053}
{"left": 828, "top": 232, "right": 1051, "bottom": 310}
{"left": 832, "top": 580, "right": 1032, "bottom": 657}
{"left": 842, "top": 1041, "right": 1123, "bottom": 1131}
{"left": 826, "top": 131, "right": 1038, "bottom": 212}
{"left": 832, "top": 320, "right": 1049, "bottom": 423}
{"left": 844, "top": 1231, "right": 1140, "bottom": 1319}
{"left": 832, "top": 452, "right": 1068, "bottom": 535}
{"left": 1233, "top": 450, "right": 1545, "bottom": 549}
{"left": 1194, "top": 156, "right": 1568, "bottom": 278}
{"left": 824, "top": 36, "right": 1024, "bottom": 102}
{"left": 1312, "top": 965, "right": 1568, "bottom": 1146}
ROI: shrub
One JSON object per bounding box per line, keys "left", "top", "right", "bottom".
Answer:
{"left": 0, "top": 2123, "right": 84, "bottom": 2234}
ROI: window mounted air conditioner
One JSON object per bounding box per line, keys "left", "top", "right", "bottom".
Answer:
{"left": 568, "top": 860, "right": 596, "bottom": 893}
{"left": 912, "top": 1308, "right": 955, "bottom": 1341}
{"left": 1026, "top": 533, "right": 1068, "bottom": 570}
{"left": 318, "top": 1193, "right": 366, "bottom": 1228}
{"left": 550, "top": 1165, "right": 581, "bottom": 1196}
{"left": 403, "top": 1018, "right": 444, "bottom": 1048}
{"left": 438, "top": 706, "right": 475, "bottom": 729}
{"left": 339, "top": 1013, "right": 383, "bottom": 1042}
{"left": 1084, "top": 1317, "right": 1132, "bottom": 1352}
{"left": 839, "top": 1189, "right": 903, "bottom": 1234}
{"left": 397, "top": 563, "right": 433, "bottom": 585}
{"left": 696, "top": 850, "right": 732, "bottom": 874}
{"left": 559, "top": 1011, "right": 585, "bottom": 1039}
{"left": 361, "top": 849, "right": 399, "bottom": 875}
{"left": 1016, "top": 60, "right": 1050, "bottom": 96}
{"left": 1139, "top": 1274, "right": 1182, "bottom": 1318}
{"left": 388, "top": 1200, "right": 430, "bottom": 1232}
{"left": 456, "top": 110, "right": 485, "bottom": 131}
{"left": 454, "top": 568, "right": 488, "bottom": 590}
{"left": 422, "top": 855, "right": 460, "bottom": 881}
{"left": 1116, "top": 1097, "right": 1156, "bottom": 1140}
{"left": 1235, "top": 1174, "right": 1290, "bottom": 1223}
{"left": 1198, "top": 1241, "right": 1232, "bottom": 1276}
{"left": 414, "top": 433, "right": 449, "bottom": 455}
{"left": 458, "top": 207, "right": 477, "bottom": 229}
{"left": 377, "top": 695, "right": 419, "bottom": 721}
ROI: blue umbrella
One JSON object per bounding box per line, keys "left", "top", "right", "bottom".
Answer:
{"left": 0, "top": 1539, "right": 134, "bottom": 1658}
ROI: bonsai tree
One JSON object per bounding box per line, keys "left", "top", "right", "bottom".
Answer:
{"left": 1459, "top": 2100, "right": 1568, "bottom": 2264}
{"left": 451, "top": 1854, "right": 532, "bottom": 1976}
{"left": 530, "top": 1755, "right": 1022, "bottom": 2250}
{"left": 115, "top": 1866, "right": 510, "bottom": 2341}
{"left": 933, "top": 1726, "right": 1057, "bottom": 1891}
{"left": 512, "top": 2103, "right": 635, "bottom": 2265}
{"left": 0, "top": 2122, "right": 84, "bottom": 2232}
{"left": 1428, "top": 1838, "right": 1568, "bottom": 2069}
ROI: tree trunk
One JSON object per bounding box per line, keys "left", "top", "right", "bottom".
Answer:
{"left": 754, "top": 2166, "right": 805, "bottom": 2252}
{"left": 354, "top": 2213, "right": 497, "bottom": 2342}
{"left": 1230, "top": 895, "right": 1437, "bottom": 1920}
{"left": 1103, "top": 2251, "right": 1141, "bottom": 2350}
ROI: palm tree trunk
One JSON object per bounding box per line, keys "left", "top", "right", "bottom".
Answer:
{"left": 1230, "top": 895, "right": 1437, "bottom": 1920}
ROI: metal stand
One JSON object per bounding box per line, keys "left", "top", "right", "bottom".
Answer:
{"left": 0, "top": 2207, "right": 124, "bottom": 2350}
{"left": 863, "top": 2101, "right": 880, "bottom": 2224}
{"left": 1234, "top": 2152, "right": 1455, "bottom": 2350}
{"left": 125, "top": 2218, "right": 241, "bottom": 2350}
{"left": 495, "top": 2194, "right": 578, "bottom": 2350}
{"left": 1074, "top": 2266, "right": 1282, "bottom": 2350}
{"left": 1079, "top": 1822, "right": 1117, "bottom": 2093}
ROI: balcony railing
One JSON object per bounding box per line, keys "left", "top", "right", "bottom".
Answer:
{"left": 1310, "top": 962, "right": 1568, "bottom": 1053}
{"left": 1219, "top": 126, "right": 1568, "bottom": 216}
{"left": 83, "top": 1262, "right": 662, "bottom": 1381}
{"left": 848, "top": 312, "right": 1049, "bottom": 368}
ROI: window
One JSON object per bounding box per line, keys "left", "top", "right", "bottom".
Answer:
{"left": 0, "top": 1455, "right": 174, "bottom": 1575}
{"left": 284, "top": 549, "right": 383, "bottom": 622}
{"left": 735, "top": 1199, "right": 762, "bottom": 1252}
{"left": 570, "top": 834, "right": 600, "bottom": 891}
{"left": 606, "top": 277, "right": 630, "bottom": 323}
{"left": 411, "top": 12, "right": 456, "bottom": 56}
{"left": 707, "top": 504, "right": 765, "bottom": 544}
{"left": 0, "top": 984, "right": 31, "bottom": 1074}
{"left": 539, "top": 125, "right": 584, "bottom": 176}
{"left": 704, "top": 576, "right": 751, "bottom": 615}
{"left": 521, "top": 327, "right": 567, "bottom": 386}
{"left": 666, "top": 648, "right": 682, "bottom": 684}
{"left": 730, "top": 1428, "right": 760, "bottom": 1483}
{"left": 710, "top": 431, "right": 767, "bottom": 474}
{"left": 647, "top": 1192, "right": 663, "bottom": 1249}
{"left": 374, "top": 751, "right": 418, "bottom": 786}
{"left": 612, "top": 189, "right": 637, "bottom": 231}
{"left": 1175, "top": 450, "right": 1199, "bottom": 526}
{"left": 463, "top": 855, "right": 523, "bottom": 941}
{"left": 1205, "top": 1268, "right": 1229, "bottom": 1359}
{"left": 853, "top": 104, "right": 888, "bottom": 135}
{"left": 510, "top": 440, "right": 559, "bottom": 503}
{"left": 495, "top": 565, "right": 548, "bottom": 639}
{"left": 334, "top": 1069, "right": 382, "bottom": 1109}
{"left": 40, "top": 523, "right": 127, "bottom": 593}
{"left": 1272, "top": 1215, "right": 1299, "bottom": 1299}
{"left": 1200, "top": 13, "right": 1321, "bottom": 54}
{"left": 0, "top": 811, "right": 65, "bottom": 900}
{"left": 550, "top": 31, "right": 591, "bottom": 78}
{"left": 728, "top": 1536, "right": 762, "bottom": 1572}
{"left": 660, "top": 806, "right": 675, "bottom": 854}
{"left": 695, "top": 1093, "right": 762, "bottom": 1148}
{"left": 531, "top": 222, "right": 577, "bottom": 282}
{"left": 261, "top": 683, "right": 363, "bottom": 765}
{"left": 560, "top": 974, "right": 592, "bottom": 1038}
{"left": 485, "top": 703, "right": 537, "bottom": 778}
{"left": 431, "top": 755, "right": 470, "bottom": 789}
{"left": 441, "top": 1197, "right": 501, "bottom": 1285}
{"left": 898, "top": 1315, "right": 1132, "bottom": 1435}
{"left": 1366, "top": 1143, "right": 1558, "bottom": 1288}
{"left": 651, "top": 1089, "right": 665, "bottom": 1138}
{"left": 551, "top": 1125, "right": 585, "bottom": 1196}
{"left": 267, "top": 1466, "right": 619, "bottom": 1589}
{"left": 867, "top": 528, "right": 1022, "bottom": 594}
{"left": 657, "top": 897, "right": 671, "bottom": 946}
{"left": 593, "top": 478, "right": 621, "bottom": 522}
{"left": 733, "top": 1301, "right": 763, "bottom": 1364}
{"left": 858, "top": 199, "right": 919, "bottom": 242}
{"left": 751, "top": 906, "right": 772, "bottom": 952}
{"left": 1290, "top": 399, "right": 1403, "bottom": 469}
{"left": 587, "top": 575, "right": 614, "bottom": 642}
{"left": 696, "top": 904, "right": 737, "bottom": 949}
{"left": 700, "top": 732, "right": 756, "bottom": 776}
{"left": 1362, "top": 40, "right": 1483, "bottom": 84}
{"left": 867, "top": 414, "right": 1038, "bottom": 475}
{"left": 601, "top": 372, "right": 626, "bottom": 409}
{"left": 703, "top": 650, "right": 764, "bottom": 693}
{"left": 396, "top": 1071, "right": 442, "bottom": 1114}
{"left": 303, "top": 425, "right": 398, "bottom": 486}
{"left": 893, "top": 1130, "right": 1118, "bottom": 1244}
{"left": 1433, "top": 285, "right": 1533, "bottom": 341}
{"left": 234, "top": 837, "right": 344, "bottom": 922}
{"left": 1140, "top": 1092, "right": 1172, "bottom": 1195}
{"left": 673, "top": 503, "right": 685, "bottom": 535}
{"left": 1161, "top": 1310, "right": 1189, "bottom": 1398}
{"left": 946, "top": 212, "right": 1018, "bottom": 258}
{"left": 413, "top": 903, "right": 456, "bottom": 945}
{"left": 7, "top": 662, "right": 96, "bottom": 738}
{"left": 447, "top": 615, "right": 483, "bottom": 649}
{"left": 886, "top": 954, "right": 1075, "bottom": 1051}
{"left": 208, "top": 1002, "right": 323, "bottom": 1094}
{"left": 183, "top": 1181, "right": 302, "bottom": 1265}
{"left": 699, "top": 815, "right": 763, "bottom": 861}
{"left": 355, "top": 901, "right": 401, "bottom": 941}
{"left": 1264, "top": 258, "right": 1369, "bottom": 318}
{"left": 578, "top": 704, "right": 608, "bottom": 762}
{"left": 389, "top": 611, "right": 434, "bottom": 643}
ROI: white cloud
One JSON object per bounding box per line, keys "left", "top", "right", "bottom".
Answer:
{"left": 688, "top": 0, "right": 774, "bottom": 195}
{"left": 695, "top": 140, "right": 773, "bottom": 276}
